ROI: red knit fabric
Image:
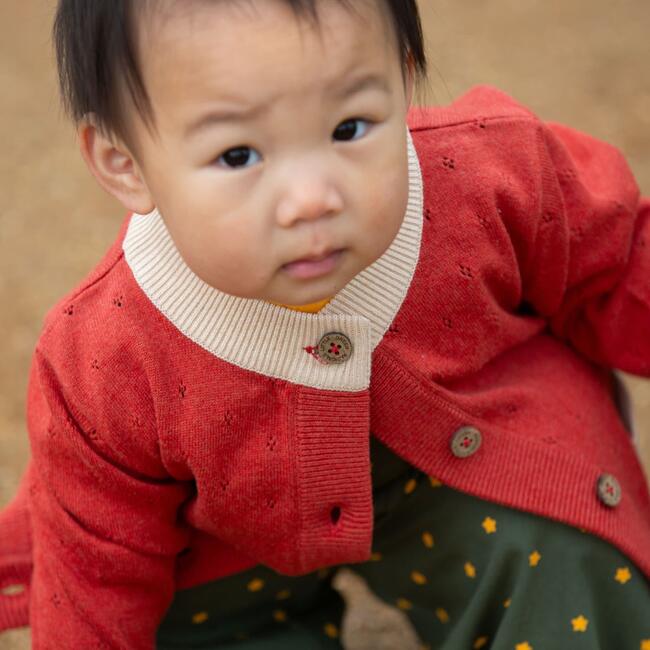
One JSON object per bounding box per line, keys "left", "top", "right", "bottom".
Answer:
{"left": 0, "top": 466, "right": 32, "bottom": 631}
{"left": 0, "top": 85, "right": 649, "bottom": 648}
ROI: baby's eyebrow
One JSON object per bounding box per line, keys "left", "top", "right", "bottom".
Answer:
{"left": 184, "top": 72, "right": 389, "bottom": 138}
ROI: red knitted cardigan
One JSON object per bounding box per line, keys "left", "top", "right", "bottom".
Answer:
{"left": 0, "top": 85, "right": 648, "bottom": 648}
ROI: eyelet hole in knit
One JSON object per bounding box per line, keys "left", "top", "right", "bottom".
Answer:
{"left": 330, "top": 506, "right": 342, "bottom": 525}
{"left": 1, "top": 583, "right": 25, "bottom": 597}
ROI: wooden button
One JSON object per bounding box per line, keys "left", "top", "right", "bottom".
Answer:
{"left": 317, "top": 332, "right": 353, "bottom": 364}
{"left": 597, "top": 474, "right": 621, "bottom": 507}
{"left": 450, "top": 426, "right": 482, "bottom": 458}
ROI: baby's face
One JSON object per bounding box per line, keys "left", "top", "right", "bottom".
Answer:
{"left": 130, "top": 0, "right": 414, "bottom": 306}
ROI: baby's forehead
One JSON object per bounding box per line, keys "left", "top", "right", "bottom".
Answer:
{"left": 135, "top": 0, "right": 395, "bottom": 60}
{"left": 116, "top": 0, "right": 410, "bottom": 151}
{"left": 135, "top": 1, "right": 399, "bottom": 110}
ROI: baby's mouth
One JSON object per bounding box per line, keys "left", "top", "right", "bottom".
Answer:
{"left": 281, "top": 249, "right": 345, "bottom": 279}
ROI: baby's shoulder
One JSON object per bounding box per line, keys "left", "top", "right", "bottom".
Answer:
{"left": 31, "top": 217, "right": 165, "bottom": 469}
{"left": 406, "top": 85, "right": 564, "bottom": 192}
{"left": 35, "top": 214, "right": 155, "bottom": 390}
{"left": 407, "top": 83, "right": 539, "bottom": 132}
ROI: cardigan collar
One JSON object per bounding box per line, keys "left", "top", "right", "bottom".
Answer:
{"left": 122, "top": 126, "right": 424, "bottom": 392}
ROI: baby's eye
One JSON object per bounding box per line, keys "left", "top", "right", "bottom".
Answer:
{"left": 215, "top": 146, "right": 262, "bottom": 170}
{"left": 333, "top": 118, "right": 372, "bottom": 142}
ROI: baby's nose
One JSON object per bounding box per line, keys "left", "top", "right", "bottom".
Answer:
{"left": 276, "top": 179, "right": 344, "bottom": 227}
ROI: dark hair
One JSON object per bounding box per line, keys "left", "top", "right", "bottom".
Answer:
{"left": 52, "top": 0, "right": 429, "bottom": 152}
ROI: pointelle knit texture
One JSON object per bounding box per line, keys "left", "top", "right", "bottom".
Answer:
{"left": 0, "top": 84, "right": 648, "bottom": 648}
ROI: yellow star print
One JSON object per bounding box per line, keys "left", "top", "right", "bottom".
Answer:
{"left": 435, "top": 607, "right": 449, "bottom": 623}
{"left": 464, "top": 562, "right": 477, "bottom": 578}
{"left": 273, "top": 609, "right": 287, "bottom": 623}
{"left": 473, "top": 636, "right": 489, "bottom": 649}
{"left": 422, "top": 531, "right": 435, "bottom": 548}
{"left": 641, "top": 639, "right": 650, "bottom": 650}
{"left": 396, "top": 597, "right": 413, "bottom": 610}
{"left": 482, "top": 517, "right": 497, "bottom": 534}
{"left": 503, "top": 598, "right": 512, "bottom": 608}
{"left": 323, "top": 623, "right": 339, "bottom": 638}
{"left": 404, "top": 478, "right": 417, "bottom": 494}
{"left": 247, "top": 578, "right": 265, "bottom": 592}
{"left": 529, "top": 551, "right": 541, "bottom": 567}
{"left": 192, "top": 611, "right": 209, "bottom": 624}
{"left": 411, "top": 570, "right": 428, "bottom": 585}
{"left": 571, "top": 615, "right": 589, "bottom": 632}
{"left": 429, "top": 476, "right": 443, "bottom": 487}
{"left": 515, "top": 643, "right": 533, "bottom": 650}
{"left": 615, "top": 567, "right": 632, "bottom": 584}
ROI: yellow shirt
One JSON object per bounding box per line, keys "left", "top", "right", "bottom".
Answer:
{"left": 268, "top": 297, "right": 332, "bottom": 313}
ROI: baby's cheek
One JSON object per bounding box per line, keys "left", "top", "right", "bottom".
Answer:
{"left": 213, "top": 241, "right": 273, "bottom": 297}
{"left": 366, "top": 164, "right": 409, "bottom": 224}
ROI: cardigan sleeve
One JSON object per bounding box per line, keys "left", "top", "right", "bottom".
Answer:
{"left": 508, "top": 118, "right": 650, "bottom": 376}
{"left": 26, "top": 344, "right": 194, "bottom": 649}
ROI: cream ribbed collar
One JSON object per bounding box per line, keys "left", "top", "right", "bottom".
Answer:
{"left": 122, "top": 126, "right": 423, "bottom": 391}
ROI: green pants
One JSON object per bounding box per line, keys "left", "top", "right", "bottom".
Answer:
{"left": 157, "top": 437, "right": 650, "bottom": 649}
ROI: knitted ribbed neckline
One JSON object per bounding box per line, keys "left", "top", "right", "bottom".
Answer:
{"left": 122, "top": 126, "right": 423, "bottom": 391}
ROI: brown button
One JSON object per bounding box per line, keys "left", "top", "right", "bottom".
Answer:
{"left": 597, "top": 474, "right": 621, "bottom": 507}
{"left": 450, "top": 426, "right": 482, "bottom": 458}
{"left": 317, "top": 332, "right": 353, "bottom": 365}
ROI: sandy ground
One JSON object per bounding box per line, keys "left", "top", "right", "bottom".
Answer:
{"left": 0, "top": 1, "right": 648, "bottom": 648}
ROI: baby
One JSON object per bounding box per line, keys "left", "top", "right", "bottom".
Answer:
{"left": 0, "top": 0, "right": 649, "bottom": 648}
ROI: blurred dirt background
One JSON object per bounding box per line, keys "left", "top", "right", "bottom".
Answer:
{"left": 1, "top": 0, "right": 648, "bottom": 648}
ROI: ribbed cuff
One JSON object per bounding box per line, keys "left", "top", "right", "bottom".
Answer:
{"left": 0, "top": 560, "right": 31, "bottom": 631}
{"left": 0, "top": 465, "right": 33, "bottom": 631}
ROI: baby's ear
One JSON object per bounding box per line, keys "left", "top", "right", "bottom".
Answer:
{"left": 77, "top": 113, "right": 155, "bottom": 215}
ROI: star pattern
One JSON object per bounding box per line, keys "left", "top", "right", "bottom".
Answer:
{"left": 571, "top": 615, "right": 589, "bottom": 632}
{"left": 615, "top": 567, "right": 632, "bottom": 584}
{"left": 247, "top": 578, "right": 265, "bottom": 592}
{"left": 435, "top": 607, "right": 450, "bottom": 623}
{"left": 404, "top": 478, "right": 417, "bottom": 495}
{"left": 273, "top": 609, "right": 287, "bottom": 622}
{"left": 482, "top": 516, "right": 497, "bottom": 534}
{"left": 192, "top": 611, "right": 208, "bottom": 624}
{"left": 411, "top": 570, "right": 427, "bottom": 585}
{"left": 323, "top": 622, "right": 339, "bottom": 638}
{"left": 464, "top": 561, "right": 477, "bottom": 578}
{"left": 529, "top": 551, "right": 541, "bottom": 567}
{"left": 178, "top": 497, "right": 647, "bottom": 647}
